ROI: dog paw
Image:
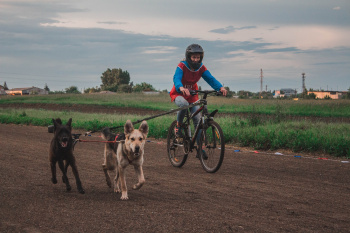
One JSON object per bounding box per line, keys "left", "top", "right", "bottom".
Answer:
{"left": 78, "top": 188, "right": 85, "bottom": 194}
{"left": 66, "top": 185, "right": 72, "bottom": 191}
{"left": 51, "top": 178, "right": 57, "bottom": 184}
{"left": 120, "top": 194, "right": 129, "bottom": 200}
{"left": 133, "top": 183, "right": 143, "bottom": 190}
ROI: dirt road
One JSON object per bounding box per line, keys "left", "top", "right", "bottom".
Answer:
{"left": 0, "top": 123, "right": 349, "bottom": 232}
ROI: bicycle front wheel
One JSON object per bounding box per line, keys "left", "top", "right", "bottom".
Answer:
{"left": 167, "top": 120, "right": 188, "bottom": 167}
{"left": 198, "top": 121, "right": 225, "bottom": 173}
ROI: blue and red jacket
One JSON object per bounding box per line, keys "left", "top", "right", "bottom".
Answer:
{"left": 169, "top": 61, "right": 223, "bottom": 103}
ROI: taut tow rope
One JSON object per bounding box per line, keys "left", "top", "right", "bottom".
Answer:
{"left": 83, "top": 101, "right": 201, "bottom": 135}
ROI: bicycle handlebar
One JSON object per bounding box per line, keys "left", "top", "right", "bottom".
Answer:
{"left": 189, "top": 90, "right": 223, "bottom": 96}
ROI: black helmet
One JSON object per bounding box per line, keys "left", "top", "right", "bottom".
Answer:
{"left": 185, "top": 44, "right": 204, "bottom": 70}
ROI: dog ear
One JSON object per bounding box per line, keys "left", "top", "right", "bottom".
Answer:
{"left": 101, "top": 127, "right": 111, "bottom": 140}
{"left": 54, "top": 118, "right": 62, "bottom": 125}
{"left": 66, "top": 118, "right": 72, "bottom": 128}
{"left": 139, "top": 121, "right": 149, "bottom": 136}
{"left": 124, "top": 120, "right": 134, "bottom": 135}
{"left": 52, "top": 118, "right": 57, "bottom": 131}
{"left": 52, "top": 118, "right": 62, "bottom": 133}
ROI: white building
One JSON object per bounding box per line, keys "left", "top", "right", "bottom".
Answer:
{"left": 274, "top": 88, "right": 297, "bottom": 98}
{"left": 307, "top": 91, "right": 346, "bottom": 100}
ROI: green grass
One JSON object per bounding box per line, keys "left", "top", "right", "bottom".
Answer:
{"left": 221, "top": 117, "right": 350, "bottom": 157}
{"left": 1, "top": 93, "right": 350, "bottom": 117}
{"left": 0, "top": 108, "right": 349, "bottom": 158}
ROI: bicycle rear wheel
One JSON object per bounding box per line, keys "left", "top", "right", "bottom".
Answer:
{"left": 167, "top": 120, "right": 188, "bottom": 167}
{"left": 198, "top": 121, "right": 225, "bottom": 173}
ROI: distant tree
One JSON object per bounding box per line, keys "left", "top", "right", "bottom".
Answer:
{"left": 102, "top": 83, "right": 119, "bottom": 92}
{"left": 307, "top": 93, "right": 316, "bottom": 99}
{"left": 65, "top": 86, "right": 81, "bottom": 94}
{"left": 346, "top": 87, "right": 350, "bottom": 99}
{"left": 118, "top": 84, "right": 133, "bottom": 93}
{"left": 3, "top": 82, "right": 8, "bottom": 90}
{"left": 224, "top": 86, "right": 234, "bottom": 98}
{"left": 44, "top": 83, "right": 50, "bottom": 92}
{"left": 238, "top": 90, "right": 252, "bottom": 99}
{"left": 133, "top": 82, "right": 156, "bottom": 92}
{"left": 49, "top": 90, "right": 65, "bottom": 94}
{"left": 100, "top": 68, "right": 130, "bottom": 91}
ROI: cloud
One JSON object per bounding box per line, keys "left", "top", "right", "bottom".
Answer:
{"left": 1, "top": 0, "right": 349, "bottom": 93}
{"left": 141, "top": 46, "right": 178, "bottom": 54}
{"left": 209, "top": 25, "right": 257, "bottom": 34}
{"left": 97, "top": 21, "right": 127, "bottom": 25}
{"left": 255, "top": 47, "right": 300, "bottom": 53}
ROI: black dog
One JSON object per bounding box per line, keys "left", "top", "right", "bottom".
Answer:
{"left": 49, "top": 118, "right": 85, "bottom": 194}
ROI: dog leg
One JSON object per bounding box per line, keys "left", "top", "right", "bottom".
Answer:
{"left": 102, "top": 165, "right": 112, "bottom": 188}
{"left": 113, "top": 168, "right": 121, "bottom": 193}
{"left": 64, "top": 161, "right": 69, "bottom": 178}
{"left": 69, "top": 157, "right": 85, "bottom": 194}
{"left": 118, "top": 166, "right": 128, "bottom": 200}
{"left": 50, "top": 161, "right": 57, "bottom": 184}
{"left": 133, "top": 165, "right": 145, "bottom": 190}
{"left": 58, "top": 160, "right": 71, "bottom": 191}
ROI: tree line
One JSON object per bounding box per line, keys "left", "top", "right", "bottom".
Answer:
{"left": 46, "top": 68, "right": 157, "bottom": 94}
{"left": 3, "top": 68, "right": 350, "bottom": 99}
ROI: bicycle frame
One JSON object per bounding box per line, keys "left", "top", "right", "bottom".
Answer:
{"left": 167, "top": 89, "right": 225, "bottom": 173}
{"left": 182, "top": 91, "right": 219, "bottom": 153}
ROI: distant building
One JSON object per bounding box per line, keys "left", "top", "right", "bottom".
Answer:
{"left": 308, "top": 91, "right": 346, "bottom": 100}
{"left": 274, "top": 88, "right": 297, "bottom": 98}
{"left": 6, "top": 86, "right": 48, "bottom": 95}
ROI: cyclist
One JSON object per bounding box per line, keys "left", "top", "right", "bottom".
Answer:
{"left": 169, "top": 44, "right": 227, "bottom": 157}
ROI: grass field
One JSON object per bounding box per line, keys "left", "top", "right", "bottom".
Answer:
{"left": 1, "top": 93, "right": 349, "bottom": 158}
{"left": 1, "top": 92, "right": 350, "bottom": 117}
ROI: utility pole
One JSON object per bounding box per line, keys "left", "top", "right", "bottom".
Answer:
{"left": 260, "top": 69, "right": 263, "bottom": 98}
{"left": 302, "top": 73, "right": 306, "bottom": 93}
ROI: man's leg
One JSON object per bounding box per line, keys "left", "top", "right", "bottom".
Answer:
{"left": 174, "top": 96, "right": 189, "bottom": 137}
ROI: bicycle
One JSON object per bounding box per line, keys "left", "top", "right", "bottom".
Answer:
{"left": 167, "top": 90, "right": 225, "bottom": 173}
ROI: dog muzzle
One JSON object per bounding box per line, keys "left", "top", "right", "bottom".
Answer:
{"left": 60, "top": 137, "right": 69, "bottom": 148}
{"left": 133, "top": 146, "right": 140, "bottom": 156}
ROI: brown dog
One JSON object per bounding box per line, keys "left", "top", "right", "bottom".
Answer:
{"left": 49, "top": 118, "right": 85, "bottom": 194}
{"left": 101, "top": 120, "right": 148, "bottom": 200}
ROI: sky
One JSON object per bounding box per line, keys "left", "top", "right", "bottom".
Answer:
{"left": 1, "top": 0, "right": 349, "bottom": 93}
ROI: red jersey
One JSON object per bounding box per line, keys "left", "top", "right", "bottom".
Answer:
{"left": 169, "top": 62, "right": 207, "bottom": 103}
